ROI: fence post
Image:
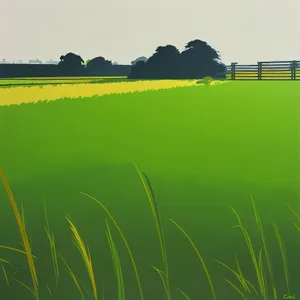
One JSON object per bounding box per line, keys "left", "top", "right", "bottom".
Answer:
{"left": 258, "top": 62, "right": 262, "bottom": 80}
{"left": 291, "top": 61, "right": 297, "bottom": 80}
{"left": 231, "top": 62, "right": 237, "bottom": 80}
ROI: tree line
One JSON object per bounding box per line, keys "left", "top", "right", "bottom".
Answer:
{"left": 0, "top": 39, "right": 227, "bottom": 79}
{"left": 58, "top": 39, "right": 226, "bottom": 79}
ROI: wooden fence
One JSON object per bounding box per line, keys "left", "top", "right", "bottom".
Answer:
{"left": 225, "top": 60, "right": 300, "bottom": 80}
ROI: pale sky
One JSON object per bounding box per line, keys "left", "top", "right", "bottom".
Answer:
{"left": 1, "top": 0, "right": 299, "bottom": 65}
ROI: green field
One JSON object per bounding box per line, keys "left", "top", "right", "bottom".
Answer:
{"left": 0, "top": 81, "right": 300, "bottom": 300}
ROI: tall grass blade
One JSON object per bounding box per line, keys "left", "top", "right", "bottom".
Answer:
{"left": 288, "top": 205, "right": 300, "bottom": 232}
{"left": 58, "top": 252, "right": 85, "bottom": 300}
{"left": 167, "top": 217, "right": 216, "bottom": 300}
{"left": 287, "top": 205, "right": 300, "bottom": 221}
{"left": 293, "top": 222, "right": 300, "bottom": 231}
{"left": 251, "top": 195, "right": 277, "bottom": 300}
{"left": 234, "top": 255, "right": 251, "bottom": 294}
{"left": 250, "top": 194, "right": 260, "bottom": 233}
{"left": 45, "top": 284, "right": 52, "bottom": 296}
{"left": 231, "top": 205, "right": 264, "bottom": 295}
{"left": 44, "top": 199, "right": 60, "bottom": 289}
{"left": 13, "top": 278, "right": 36, "bottom": 297}
{"left": 176, "top": 288, "right": 191, "bottom": 300}
{"left": 256, "top": 212, "right": 276, "bottom": 299}
{"left": 80, "top": 192, "right": 144, "bottom": 300}
{"left": 150, "top": 265, "right": 167, "bottom": 297}
{"left": 132, "top": 162, "right": 171, "bottom": 300}
{"left": 214, "top": 259, "right": 258, "bottom": 295}
{"left": 0, "top": 168, "right": 39, "bottom": 299}
{"left": 0, "top": 244, "right": 37, "bottom": 258}
{"left": 273, "top": 223, "right": 290, "bottom": 295}
{"left": 106, "top": 219, "right": 125, "bottom": 300}
{"left": 258, "top": 248, "right": 267, "bottom": 300}
{"left": 224, "top": 277, "right": 247, "bottom": 300}
{"left": 65, "top": 216, "right": 97, "bottom": 300}
{"left": 2, "top": 263, "right": 9, "bottom": 285}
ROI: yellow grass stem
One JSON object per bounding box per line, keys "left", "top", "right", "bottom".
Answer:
{"left": 288, "top": 205, "right": 300, "bottom": 221}
{"left": 65, "top": 216, "right": 97, "bottom": 300}
{"left": 167, "top": 217, "right": 216, "bottom": 300}
{"left": 80, "top": 192, "right": 144, "bottom": 300}
{"left": 0, "top": 168, "right": 39, "bottom": 299}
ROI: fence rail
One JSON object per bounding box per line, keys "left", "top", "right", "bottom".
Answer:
{"left": 226, "top": 60, "right": 300, "bottom": 80}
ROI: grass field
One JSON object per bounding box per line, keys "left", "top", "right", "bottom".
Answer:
{"left": 226, "top": 71, "right": 300, "bottom": 80}
{"left": 0, "top": 79, "right": 300, "bottom": 300}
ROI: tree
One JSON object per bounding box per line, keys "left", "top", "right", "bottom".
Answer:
{"left": 131, "top": 56, "right": 148, "bottom": 65}
{"left": 128, "top": 45, "right": 182, "bottom": 79}
{"left": 180, "top": 39, "right": 223, "bottom": 78}
{"left": 86, "top": 56, "right": 112, "bottom": 75}
{"left": 58, "top": 52, "right": 84, "bottom": 67}
{"left": 57, "top": 52, "right": 85, "bottom": 75}
{"left": 128, "top": 61, "right": 147, "bottom": 79}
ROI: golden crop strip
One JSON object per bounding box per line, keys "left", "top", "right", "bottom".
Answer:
{"left": 0, "top": 80, "right": 199, "bottom": 106}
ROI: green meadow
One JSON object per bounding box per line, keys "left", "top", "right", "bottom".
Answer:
{"left": 0, "top": 81, "right": 300, "bottom": 300}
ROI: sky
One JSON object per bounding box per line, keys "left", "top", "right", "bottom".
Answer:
{"left": 1, "top": 0, "right": 299, "bottom": 65}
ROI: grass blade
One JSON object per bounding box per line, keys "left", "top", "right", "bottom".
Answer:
{"left": 149, "top": 265, "right": 167, "bottom": 297}
{"left": 65, "top": 216, "right": 97, "bottom": 300}
{"left": 45, "top": 284, "right": 52, "bottom": 296}
{"left": 0, "top": 168, "right": 39, "bottom": 299}
{"left": 44, "top": 199, "right": 60, "bottom": 289}
{"left": 13, "top": 278, "right": 36, "bottom": 297}
{"left": 231, "top": 205, "right": 264, "bottom": 295}
{"left": 287, "top": 205, "right": 300, "bottom": 222}
{"left": 132, "top": 162, "right": 171, "bottom": 300}
{"left": 0, "top": 244, "right": 37, "bottom": 258}
{"left": 58, "top": 252, "right": 85, "bottom": 300}
{"left": 214, "top": 259, "right": 258, "bottom": 295}
{"left": 234, "top": 255, "right": 251, "bottom": 294}
{"left": 81, "top": 192, "right": 144, "bottom": 300}
{"left": 106, "top": 219, "right": 125, "bottom": 300}
{"left": 2, "top": 263, "right": 9, "bottom": 285}
{"left": 273, "top": 223, "right": 290, "bottom": 295}
{"left": 224, "top": 277, "right": 247, "bottom": 300}
{"left": 167, "top": 217, "right": 216, "bottom": 300}
{"left": 176, "top": 288, "right": 191, "bottom": 300}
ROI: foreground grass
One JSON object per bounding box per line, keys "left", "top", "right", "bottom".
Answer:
{"left": 0, "top": 166, "right": 298, "bottom": 300}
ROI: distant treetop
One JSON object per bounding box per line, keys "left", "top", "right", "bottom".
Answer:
{"left": 131, "top": 56, "right": 148, "bottom": 65}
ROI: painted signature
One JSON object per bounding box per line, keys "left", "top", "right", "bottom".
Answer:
{"left": 283, "top": 294, "right": 296, "bottom": 300}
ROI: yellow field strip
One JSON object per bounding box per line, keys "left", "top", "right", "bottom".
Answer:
{"left": 0, "top": 80, "right": 201, "bottom": 106}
